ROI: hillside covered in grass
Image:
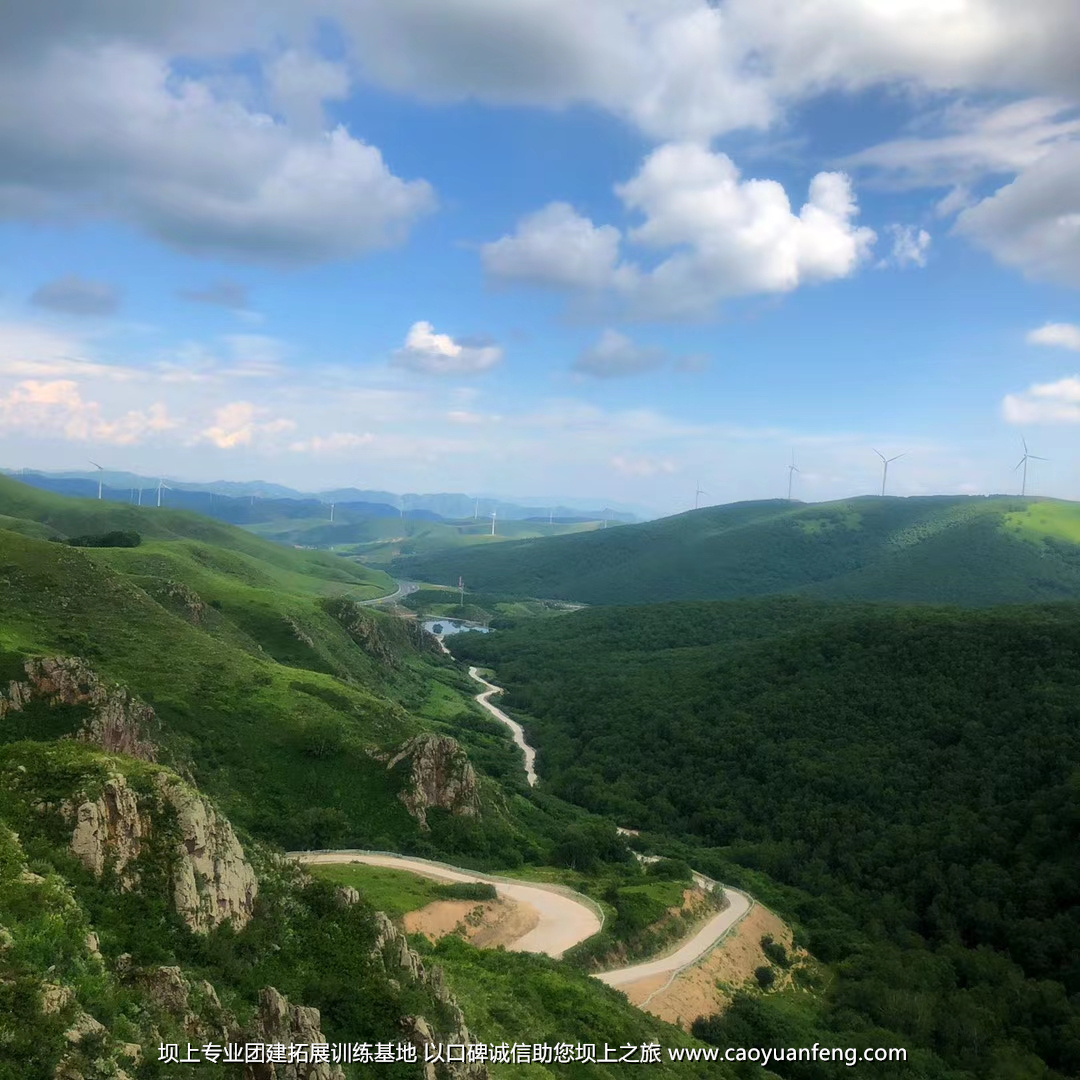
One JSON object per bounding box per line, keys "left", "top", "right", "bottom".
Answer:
{"left": 454, "top": 597, "right": 1080, "bottom": 1078}
{"left": 397, "top": 494, "right": 1080, "bottom": 607}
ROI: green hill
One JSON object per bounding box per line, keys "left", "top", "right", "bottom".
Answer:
{"left": 248, "top": 513, "right": 606, "bottom": 568}
{"left": 453, "top": 597, "right": 1080, "bottom": 1078}
{"left": 396, "top": 494, "right": 1080, "bottom": 607}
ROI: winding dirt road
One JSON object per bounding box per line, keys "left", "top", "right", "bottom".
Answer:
{"left": 293, "top": 851, "right": 601, "bottom": 958}
{"left": 468, "top": 665, "right": 538, "bottom": 786}
{"left": 301, "top": 631, "right": 755, "bottom": 1000}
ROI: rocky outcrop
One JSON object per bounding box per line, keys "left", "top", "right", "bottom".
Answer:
{"left": 142, "top": 579, "right": 207, "bottom": 625}
{"left": 156, "top": 775, "right": 259, "bottom": 934}
{"left": 366, "top": 906, "right": 489, "bottom": 1080}
{"left": 62, "top": 772, "right": 257, "bottom": 934}
{"left": 68, "top": 776, "right": 144, "bottom": 884}
{"left": 0, "top": 656, "right": 157, "bottom": 761}
{"left": 386, "top": 734, "right": 481, "bottom": 829}
{"left": 245, "top": 987, "right": 345, "bottom": 1080}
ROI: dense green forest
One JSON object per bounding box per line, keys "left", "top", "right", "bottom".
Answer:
{"left": 397, "top": 495, "right": 1080, "bottom": 607}
{"left": 454, "top": 598, "right": 1080, "bottom": 1077}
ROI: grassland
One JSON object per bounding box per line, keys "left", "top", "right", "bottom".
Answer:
{"left": 396, "top": 494, "right": 1080, "bottom": 607}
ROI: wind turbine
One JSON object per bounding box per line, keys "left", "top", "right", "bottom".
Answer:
{"left": 694, "top": 483, "right": 707, "bottom": 510}
{"left": 787, "top": 452, "right": 800, "bottom": 502}
{"left": 473, "top": 498, "right": 479, "bottom": 520}
{"left": 137, "top": 488, "right": 143, "bottom": 507}
{"left": 329, "top": 502, "right": 335, "bottom": 523}
{"left": 873, "top": 449, "right": 905, "bottom": 496}
{"left": 156, "top": 478, "right": 171, "bottom": 507}
{"left": 490, "top": 508, "right": 497, "bottom": 536}
{"left": 548, "top": 506, "right": 554, "bottom": 525}
{"left": 89, "top": 461, "right": 104, "bottom": 500}
{"left": 1015, "top": 436, "right": 1047, "bottom": 497}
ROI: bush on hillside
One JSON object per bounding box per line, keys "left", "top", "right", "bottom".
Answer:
{"left": 65, "top": 530, "right": 142, "bottom": 548}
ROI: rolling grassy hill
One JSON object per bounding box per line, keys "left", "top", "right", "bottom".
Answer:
{"left": 249, "top": 513, "right": 607, "bottom": 567}
{"left": 395, "top": 494, "right": 1080, "bottom": 607}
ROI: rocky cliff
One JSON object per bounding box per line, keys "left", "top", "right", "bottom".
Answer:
{"left": 61, "top": 770, "right": 258, "bottom": 933}
{"left": 386, "top": 733, "right": 481, "bottom": 829}
{"left": 0, "top": 655, "right": 158, "bottom": 760}
{"left": 366, "top": 905, "right": 489, "bottom": 1079}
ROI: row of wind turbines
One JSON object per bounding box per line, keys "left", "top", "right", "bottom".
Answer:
{"left": 89, "top": 461, "right": 171, "bottom": 507}
{"left": 695, "top": 437, "right": 1048, "bottom": 510}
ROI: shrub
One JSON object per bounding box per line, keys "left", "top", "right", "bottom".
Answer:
{"left": 754, "top": 965, "right": 776, "bottom": 989}
{"left": 65, "top": 530, "right": 142, "bottom": 548}
{"left": 760, "top": 934, "right": 790, "bottom": 968}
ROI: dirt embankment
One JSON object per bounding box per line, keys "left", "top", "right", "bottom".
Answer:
{"left": 616, "top": 903, "right": 795, "bottom": 1029}
{"left": 404, "top": 897, "right": 540, "bottom": 949}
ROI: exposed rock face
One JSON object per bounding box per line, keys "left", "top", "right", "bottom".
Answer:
{"left": 155, "top": 775, "right": 259, "bottom": 934}
{"left": 62, "top": 772, "right": 257, "bottom": 934}
{"left": 386, "top": 734, "right": 481, "bottom": 829}
{"left": 369, "top": 910, "right": 489, "bottom": 1079}
{"left": 144, "top": 579, "right": 207, "bottom": 625}
{"left": 68, "top": 776, "right": 144, "bottom": 883}
{"left": 0, "top": 656, "right": 157, "bottom": 761}
{"left": 245, "top": 987, "right": 345, "bottom": 1080}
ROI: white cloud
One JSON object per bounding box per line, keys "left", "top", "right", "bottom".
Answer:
{"left": 338, "top": 1, "right": 1080, "bottom": 142}
{"left": 1028, "top": 323, "right": 1080, "bottom": 351}
{"left": 610, "top": 454, "right": 677, "bottom": 478}
{"left": 485, "top": 145, "right": 875, "bottom": 319}
{"left": 1003, "top": 375, "right": 1080, "bottom": 423}
{"left": 179, "top": 281, "right": 250, "bottom": 310}
{"left": 288, "top": 432, "right": 376, "bottom": 454}
{"left": 879, "top": 224, "right": 932, "bottom": 269}
{"left": 0, "top": 42, "right": 434, "bottom": 265}
{"left": 30, "top": 275, "right": 122, "bottom": 317}
{"left": 197, "top": 402, "right": 296, "bottom": 448}
{"left": 481, "top": 203, "right": 629, "bottom": 292}
{"left": 956, "top": 141, "right": 1080, "bottom": 287}
{"left": 573, "top": 330, "right": 667, "bottom": 378}
{"left": 391, "top": 321, "right": 504, "bottom": 375}
{"left": 267, "top": 49, "right": 350, "bottom": 132}
{"left": 0, "top": 379, "right": 176, "bottom": 445}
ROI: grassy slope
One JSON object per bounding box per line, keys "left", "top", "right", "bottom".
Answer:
{"left": 396, "top": 495, "right": 1080, "bottom": 607}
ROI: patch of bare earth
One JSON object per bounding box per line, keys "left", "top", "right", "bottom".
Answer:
{"left": 617, "top": 903, "right": 794, "bottom": 1030}
{"left": 403, "top": 897, "right": 540, "bottom": 950}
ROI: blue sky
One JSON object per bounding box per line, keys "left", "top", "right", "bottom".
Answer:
{"left": 1, "top": 1, "right": 1078, "bottom": 515}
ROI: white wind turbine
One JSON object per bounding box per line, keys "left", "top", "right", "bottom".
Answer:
{"left": 329, "top": 502, "right": 335, "bottom": 523}
{"left": 89, "top": 460, "right": 104, "bottom": 500}
{"left": 156, "top": 478, "right": 171, "bottom": 507}
{"left": 1015, "top": 435, "right": 1047, "bottom": 497}
{"left": 694, "top": 483, "right": 707, "bottom": 510}
{"left": 787, "top": 452, "right": 800, "bottom": 502}
{"left": 873, "top": 449, "right": 905, "bottom": 496}
{"left": 490, "top": 508, "right": 497, "bottom": 536}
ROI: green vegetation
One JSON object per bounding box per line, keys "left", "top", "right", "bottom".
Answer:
{"left": 455, "top": 596, "right": 1080, "bottom": 1077}
{"left": 62, "top": 529, "right": 142, "bottom": 548}
{"left": 403, "top": 588, "right": 583, "bottom": 629}
{"left": 397, "top": 494, "right": 1080, "bottom": 607}
{"left": 426, "top": 936, "right": 719, "bottom": 1080}
{"left": 308, "top": 862, "right": 496, "bottom": 916}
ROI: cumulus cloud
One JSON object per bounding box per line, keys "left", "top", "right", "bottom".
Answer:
{"left": 573, "top": 330, "right": 667, "bottom": 378}
{"left": 198, "top": 402, "right": 296, "bottom": 448}
{"left": 338, "top": 0, "right": 1080, "bottom": 141}
{"left": 481, "top": 203, "right": 629, "bottom": 292}
{"left": 30, "top": 275, "right": 121, "bottom": 317}
{"left": 879, "top": 224, "right": 932, "bottom": 269}
{"left": 1003, "top": 375, "right": 1080, "bottom": 423}
{"left": 485, "top": 145, "right": 875, "bottom": 319}
{"left": 0, "top": 42, "right": 434, "bottom": 265}
{"left": 1028, "top": 323, "right": 1080, "bottom": 351}
{"left": 179, "top": 281, "right": 250, "bottom": 310}
{"left": 0, "top": 378, "right": 175, "bottom": 444}
{"left": 392, "top": 321, "right": 504, "bottom": 375}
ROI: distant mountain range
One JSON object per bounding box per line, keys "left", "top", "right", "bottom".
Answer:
{"left": 0, "top": 469, "right": 643, "bottom": 525}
